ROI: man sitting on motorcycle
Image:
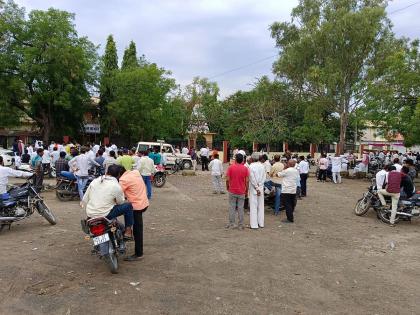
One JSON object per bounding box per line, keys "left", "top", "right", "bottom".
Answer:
{"left": 0, "top": 156, "right": 33, "bottom": 195}
{"left": 82, "top": 164, "right": 134, "bottom": 239}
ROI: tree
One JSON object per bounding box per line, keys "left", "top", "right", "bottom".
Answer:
{"left": 121, "top": 41, "right": 138, "bottom": 70}
{"left": 99, "top": 34, "right": 118, "bottom": 136}
{"left": 270, "top": 0, "right": 392, "bottom": 154}
{"left": 0, "top": 1, "right": 98, "bottom": 142}
{"left": 364, "top": 39, "right": 420, "bottom": 146}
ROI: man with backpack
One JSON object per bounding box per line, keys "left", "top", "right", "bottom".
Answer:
{"left": 377, "top": 165, "right": 401, "bottom": 226}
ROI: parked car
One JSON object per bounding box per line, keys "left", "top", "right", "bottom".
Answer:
{"left": 135, "top": 141, "right": 193, "bottom": 170}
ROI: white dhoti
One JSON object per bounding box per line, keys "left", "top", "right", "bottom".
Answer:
{"left": 249, "top": 192, "right": 264, "bottom": 228}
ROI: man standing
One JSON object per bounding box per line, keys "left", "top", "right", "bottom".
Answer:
{"left": 298, "top": 156, "right": 309, "bottom": 196}
{"left": 269, "top": 155, "right": 284, "bottom": 215}
{"left": 393, "top": 158, "right": 402, "bottom": 172}
{"left": 117, "top": 149, "right": 135, "bottom": 171}
{"left": 119, "top": 167, "right": 149, "bottom": 262}
{"left": 209, "top": 154, "right": 225, "bottom": 194}
{"left": 69, "top": 147, "right": 100, "bottom": 200}
{"left": 104, "top": 150, "right": 117, "bottom": 174}
{"left": 200, "top": 146, "right": 209, "bottom": 171}
{"left": 225, "top": 154, "right": 249, "bottom": 230}
{"left": 278, "top": 160, "right": 299, "bottom": 223}
{"left": 331, "top": 154, "right": 343, "bottom": 184}
{"left": 248, "top": 155, "right": 266, "bottom": 229}
{"left": 30, "top": 148, "right": 45, "bottom": 191}
{"left": 50, "top": 147, "right": 60, "bottom": 165}
{"left": 137, "top": 151, "right": 155, "bottom": 199}
{"left": 181, "top": 146, "right": 189, "bottom": 155}
{"left": 190, "top": 148, "right": 198, "bottom": 171}
{"left": 317, "top": 154, "right": 328, "bottom": 182}
{"left": 0, "top": 156, "right": 32, "bottom": 194}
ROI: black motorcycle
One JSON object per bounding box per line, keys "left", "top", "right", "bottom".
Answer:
{"left": 81, "top": 217, "right": 126, "bottom": 274}
{"left": 56, "top": 175, "right": 95, "bottom": 201}
{"left": 0, "top": 178, "right": 56, "bottom": 231}
{"left": 354, "top": 179, "right": 385, "bottom": 216}
{"left": 377, "top": 193, "right": 420, "bottom": 225}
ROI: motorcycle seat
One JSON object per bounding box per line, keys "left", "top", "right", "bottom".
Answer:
{"left": 87, "top": 217, "right": 113, "bottom": 226}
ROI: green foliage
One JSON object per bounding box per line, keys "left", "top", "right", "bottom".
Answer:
{"left": 121, "top": 41, "right": 138, "bottom": 70}
{"left": 363, "top": 39, "right": 420, "bottom": 146}
{"left": 0, "top": 1, "right": 98, "bottom": 141}
{"left": 270, "top": 0, "right": 392, "bottom": 153}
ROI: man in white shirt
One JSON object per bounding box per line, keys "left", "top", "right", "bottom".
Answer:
{"left": 298, "top": 156, "right": 309, "bottom": 197}
{"left": 200, "top": 146, "right": 209, "bottom": 171}
{"left": 393, "top": 158, "right": 402, "bottom": 172}
{"left": 269, "top": 155, "right": 285, "bottom": 215}
{"left": 248, "top": 155, "right": 266, "bottom": 229}
{"left": 0, "top": 157, "right": 32, "bottom": 194}
{"left": 92, "top": 143, "right": 100, "bottom": 155}
{"left": 137, "top": 151, "right": 155, "bottom": 199}
{"left": 181, "top": 146, "right": 189, "bottom": 155}
{"left": 69, "top": 147, "right": 100, "bottom": 200}
{"left": 82, "top": 164, "right": 133, "bottom": 239}
{"left": 375, "top": 164, "right": 388, "bottom": 190}
{"left": 50, "top": 147, "right": 60, "bottom": 164}
{"left": 209, "top": 154, "right": 225, "bottom": 194}
{"left": 278, "top": 159, "right": 300, "bottom": 223}
{"left": 330, "top": 154, "right": 343, "bottom": 184}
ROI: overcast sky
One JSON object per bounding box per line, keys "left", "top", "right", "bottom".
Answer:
{"left": 15, "top": 0, "right": 420, "bottom": 98}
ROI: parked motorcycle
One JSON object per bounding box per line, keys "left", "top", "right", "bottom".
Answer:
{"left": 377, "top": 193, "right": 420, "bottom": 225}
{"left": 168, "top": 158, "right": 184, "bottom": 175}
{"left": 0, "top": 177, "right": 56, "bottom": 231}
{"left": 81, "top": 217, "right": 126, "bottom": 274}
{"left": 152, "top": 165, "right": 166, "bottom": 188}
{"left": 354, "top": 179, "right": 386, "bottom": 216}
{"left": 56, "top": 174, "right": 95, "bottom": 201}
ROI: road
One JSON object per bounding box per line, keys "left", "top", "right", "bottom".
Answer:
{"left": 0, "top": 173, "right": 419, "bottom": 315}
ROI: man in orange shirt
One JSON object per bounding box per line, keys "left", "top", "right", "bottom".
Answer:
{"left": 118, "top": 166, "right": 149, "bottom": 262}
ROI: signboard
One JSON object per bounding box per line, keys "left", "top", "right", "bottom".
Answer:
{"left": 84, "top": 123, "right": 100, "bottom": 134}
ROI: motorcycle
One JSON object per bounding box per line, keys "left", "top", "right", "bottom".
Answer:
{"left": 354, "top": 179, "right": 387, "bottom": 216}
{"left": 152, "top": 165, "right": 166, "bottom": 188}
{"left": 168, "top": 158, "right": 184, "bottom": 175}
{"left": 0, "top": 177, "right": 56, "bottom": 231}
{"left": 56, "top": 173, "right": 95, "bottom": 201}
{"left": 377, "top": 193, "right": 420, "bottom": 225}
{"left": 81, "top": 217, "right": 126, "bottom": 274}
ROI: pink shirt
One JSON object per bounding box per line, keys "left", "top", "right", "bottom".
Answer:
{"left": 119, "top": 170, "right": 149, "bottom": 211}
{"left": 319, "top": 158, "right": 329, "bottom": 170}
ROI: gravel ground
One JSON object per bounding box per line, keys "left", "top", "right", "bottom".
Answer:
{"left": 0, "top": 171, "right": 419, "bottom": 315}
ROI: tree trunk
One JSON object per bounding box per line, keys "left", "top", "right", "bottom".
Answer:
{"left": 338, "top": 111, "right": 348, "bottom": 155}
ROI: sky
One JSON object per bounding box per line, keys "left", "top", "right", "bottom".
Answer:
{"left": 15, "top": 0, "right": 420, "bottom": 98}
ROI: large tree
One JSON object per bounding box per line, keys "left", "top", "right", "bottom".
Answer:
{"left": 121, "top": 41, "right": 139, "bottom": 70}
{"left": 0, "top": 1, "right": 97, "bottom": 142}
{"left": 270, "top": 0, "right": 392, "bottom": 153}
{"left": 99, "top": 34, "right": 118, "bottom": 136}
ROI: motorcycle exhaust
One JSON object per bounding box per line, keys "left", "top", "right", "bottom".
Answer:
{"left": 0, "top": 217, "right": 19, "bottom": 222}
{"left": 396, "top": 212, "right": 412, "bottom": 217}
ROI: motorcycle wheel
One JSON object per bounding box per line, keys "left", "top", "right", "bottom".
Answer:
{"left": 36, "top": 200, "right": 57, "bottom": 225}
{"left": 104, "top": 253, "right": 118, "bottom": 274}
{"left": 50, "top": 168, "right": 56, "bottom": 178}
{"left": 168, "top": 165, "right": 179, "bottom": 175}
{"left": 153, "top": 174, "right": 166, "bottom": 188}
{"left": 56, "top": 190, "right": 74, "bottom": 202}
{"left": 377, "top": 207, "right": 400, "bottom": 225}
{"left": 354, "top": 196, "right": 371, "bottom": 216}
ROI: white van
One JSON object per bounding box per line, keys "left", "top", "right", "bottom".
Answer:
{"left": 135, "top": 141, "right": 193, "bottom": 170}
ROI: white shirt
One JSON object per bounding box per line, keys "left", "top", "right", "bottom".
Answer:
{"left": 200, "top": 147, "right": 209, "bottom": 158}
{"left": 50, "top": 151, "right": 60, "bottom": 164}
{"left": 69, "top": 153, "right": 99, "bottom": 177}
{"left": 42, "top": 152, "right": 51, "bottom": 163}
{"left": 264, "top": 160, "right": 272, "bottom": 174}
{"left": 376, "top": 169, "right": 387, "bottom": 189}
{"left": 92, "top": 144, "right": 100, "bottom": 154}
{"left": 0, "top": 166, "right": 32, "bottom": 194}
{"left": 181, "top": 147, "right": 189, "bottom": 155}
{"left": 83, "top": 176, "right": 125, "bottom": 218}
{"left": 27, "top": 146, "right": 34, "bottom": 155}
{"left": 278, "top": 167, "right": 299, "bottom": 194}
{"left": 137, "top": 156, "right": 155, "bottom": 176}
{"left": 331, "top": 157, "right": 342, "bottom": 173}
{"left": 111, "top": 144, "right": 117, "bottom": 152}
{"left": 238, "top": 150, "right": 246, "bottom": 157}
{"left": 394, "top": 163, "right": 402, "bottom": 172}
{"left": 249, "top": 162, "right": 266, "bottom": 195}
{"left": 298, "top": 160, "right": 309, "bottom": 174}
{"left": 209, "top": 159, "right": 223, "bottom": 176}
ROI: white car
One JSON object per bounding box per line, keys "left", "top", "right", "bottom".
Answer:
{"left": 0, "top": 149, "right": 19, "bottom": 167}
{"left": 135, "top": 141, "right": 193, "bottom": 170}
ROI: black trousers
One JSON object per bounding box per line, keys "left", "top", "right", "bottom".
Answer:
{"left": 133, "top": 208, "right": 147, "bottom": 257}
{"left": 282, "top": 193, "right": 296, "bottom": 222}
{"left": 318, "top": 169, "right": 327, "bottom": 181}
{"left": 201, "top": 156, "right": 209, "bottom": 171}
{"left": 300, "top": 173, "right": 308, "bottom": 196}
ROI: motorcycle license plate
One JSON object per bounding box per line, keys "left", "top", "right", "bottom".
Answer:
{"left": 93, "top": 233, "right": 110, "bottom": 246}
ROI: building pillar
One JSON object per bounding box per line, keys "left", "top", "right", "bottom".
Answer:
{"left": 188, "top": 133, "right": 197, "bottom": 149}
{"left": 283, "top": 142, "right": 289, "bottom": 153}
{"left": 310, "top": 143, "right": 316, "bottom": 158}
{"left": 203, "top": 133, "right": 215, "bottom": 149}
{"left": 223, "top": 140, "right": 229, "bottom": 163}
{"left": 252, "top": 142, "right": 258, "bottom": 152}
{"left": 103, "top": 137, "right": 110, "bottom": 146}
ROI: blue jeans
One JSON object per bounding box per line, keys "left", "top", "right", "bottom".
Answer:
{"left": 264, "top": 180, "right": 273, "bottom": 191}
{"left": 106, "top": 203, "right": 134, "bottom": 228}
{"left": 273, "top": 183, "right": 282, "bottom": 214}
{"left": 61, "top": 171, "right": 76, "bottom": 181}
{"left": 142, "top": 175, "right": 152, "bottom": 199}
{"left": 76, "top": 176, "right": 89, "bottom": 200}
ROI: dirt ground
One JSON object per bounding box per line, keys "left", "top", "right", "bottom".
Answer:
{"left": 1, "top": 170, "right": 420, "bottom": 315}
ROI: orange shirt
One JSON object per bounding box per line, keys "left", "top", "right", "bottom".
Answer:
{"left": 119, "top": 170, "right": 149, "bottom": 211}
